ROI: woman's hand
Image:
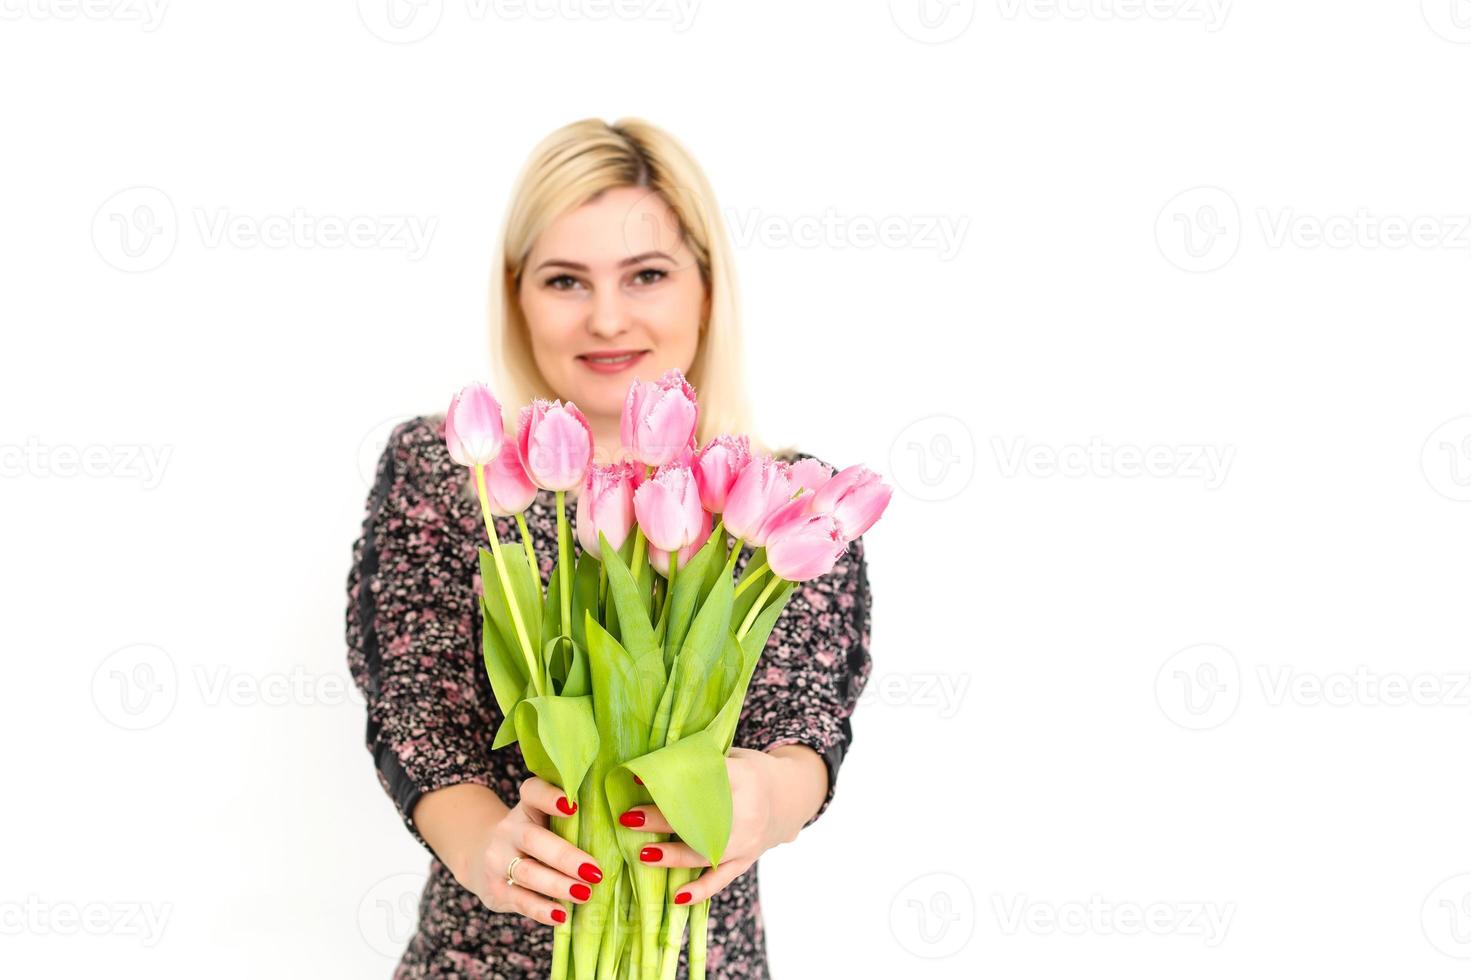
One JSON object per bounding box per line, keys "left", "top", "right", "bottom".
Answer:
{"left": 616, "top": 747, "right": 816, "bottom": 904}
{"left": 451, "top": 776, "right": 606, "bottom": 928}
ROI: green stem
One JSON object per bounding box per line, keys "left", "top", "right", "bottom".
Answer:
{"left": 732, "top": 558, "right": 770, "bottom": 599}
{"left": 475, "top": 465, "right": 541, "bottom": 696}
{"left": 654, "top": 551, "right": 677, "bottom": 646}
{"left": 689, "top": 898, "right": 710, "bottom": 980}
{"left": 555, "top": 490, "right": 572, "bottom": 641}
{"left": 736, "top": 575, "right": 783, "bottom": 640}
{"left": 721, "top": 533, "right": 744, "bottom": 577}
{"left": 515, "top": 512, "right": 541, "bottom": 599}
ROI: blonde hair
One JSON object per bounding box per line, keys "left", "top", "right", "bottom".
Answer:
{"left": 488, "top": 117, "right": 771, "bottom": 456}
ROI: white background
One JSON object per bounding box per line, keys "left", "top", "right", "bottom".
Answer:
{"left": 3, "top": 1, "right": 1471, "bottom": 977}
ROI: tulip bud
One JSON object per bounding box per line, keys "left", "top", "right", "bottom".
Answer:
{"left": 444, "top": 382, "right": 505, "bottom": 467}
{"left": 692, "top": 435, "right": 751, "bottom": 512}
{"left": 787, "top": 457, "right": 833, "bottom": 496}
{"left": 632, "top": 463, "right": 705, "bottom": 554}
{"left": 650, "top": 508, "right": 712, "bottom": 578}
{"left": 811, "top": 464, "right": 893, "bottom": 540}
{"left": 576, "top": 462, "right": 637, "bottom": 559}
{"left": 723, "top": 455, "right": 794, "bottom": 547}
{"left": 765, "top": 513, "right": 847, "bottom": 582}
{"left": 621, "top": 369, "right": 699, "bottom": 468}
{"left": 484, "top": 443, "right": 538, "bottom": 516}
{"left": 516, "top": 399, "right": 593, "bottom": 492}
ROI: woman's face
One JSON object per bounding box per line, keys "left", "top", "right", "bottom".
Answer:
{"left": 518, "top": 185, "right": 707, "bottom": 432}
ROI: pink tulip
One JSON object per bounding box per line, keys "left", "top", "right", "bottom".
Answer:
{"left": 722, "top": 454, "right": 794, "bottom": 546}
{"left": 516, "top": 399, "right": 593, "bottom": 492}
{"left": 575, "top": 462, "right": 637, "bottom": 559}
{"left": 650, "top": 507, "right": 712, "bottom": 577}
{"left": 632, "top": 463, "right": 705, "bottom": 554}
{"left": 755, "top": 492, "right": 816, "bottom": 544}
{"left": 765, "top": 513, "right": 847, "bottom": 582}
{"left": 444, "top": 382, "right": 504, "bottom": 467}
{"left": 621, "top": 370, "right": 699, "bottom": 468}
{"left": 483, "top": 443, "right": 538, "bottom": 516}
{"left": 812, "top": 464, "right": 893, "bottom": 540}
{"left": 787, "top": 457, "right": 833, "bottom": 496}
{"left": 692, "top": 435, "right": 751, "bottom": 512}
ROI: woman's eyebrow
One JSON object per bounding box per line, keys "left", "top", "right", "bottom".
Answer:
{"left": 533, "top": 251, "right": 674, "bottom": 273}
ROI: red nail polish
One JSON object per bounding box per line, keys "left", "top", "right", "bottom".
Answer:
{"left": 640, "top": 846, "right": 662, "bottom": 862}
{"left": 633, "top": 775, "right": 644, "bottom": 785}
{"left": 570, "top": 883, "right": 591, "bottom": 901}
{"left": 557, "top": 796, "right": 577, "bottom": 815}
{"left": 674, "top": 891, "right": 691, "bottom": 905}
{"left": 619, "top": 810, "right": 645, "bottom": 828}
{"left": 551, "top": 908, "right": 567, "bottom": 924}
{"left": 578, "top": 862, "right": 602, "bottom": 884}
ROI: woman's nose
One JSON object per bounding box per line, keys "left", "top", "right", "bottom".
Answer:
{"left": 586, "top": 288, "right": 631, "bottom": 338}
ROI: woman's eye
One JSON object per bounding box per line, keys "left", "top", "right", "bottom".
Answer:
{"left": 632, "top": 268, "right": 667, "bottom": 286}
{"left": 546, "top": 274, "right": 580, "bottom": 290}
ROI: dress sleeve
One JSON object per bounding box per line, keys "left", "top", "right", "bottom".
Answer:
{"left": 733, "top": 531, "right": 874, "bottom": 830}
{"left": 345, "top": 416, "right": 496, "bottom": 855}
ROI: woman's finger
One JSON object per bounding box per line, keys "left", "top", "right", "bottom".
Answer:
{"left": 517, "top": 821, "right": 605, "bottom": 887}
{"left": 518, "top": 776, "right": 580, "bottom": 821}
{"left": 492, "top": 877, "right": 570, "bottom": 928}
{"left": 616, "top": 804, "right": 672, "bottom": 834}
{"left": 675, "top": 856, "right": 755, "bottom": 905}
{"left": 504, "top": 853, "right": 595, "bottom": 905}
{"left": 633, "top": 840, "right": 711, "bottom": 868}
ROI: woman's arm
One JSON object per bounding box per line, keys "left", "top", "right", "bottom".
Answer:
{"left": 345, "top": 417, "right": 500, "bottom": 853}
{"left": 413, "top": 783, "right": 511, "bottom": 883}
{"left": 765, "top": 744, "right": 829, "bottom": 842}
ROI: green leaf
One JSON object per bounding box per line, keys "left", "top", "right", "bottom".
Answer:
{"left": 661, "top": 529, "right": 723, "bottom": 666}
{"left": 479, "top": 595, "right": 528, "bottom": 720}
{"left": 491, "top": 710, "right": 518, "bottom": 750}
{"left": 708, "top": 580, "right": 797, "bottom": 752}
{"left": 665, "top": 573, "right": 735, "bottom": 741}
{"left": 731, "top": 546, "right": 769, "bottom": 628}
{"left": 513, "top": 694, "right": 599, "bottom": 798}
{"left": 599, "top": 530, "right": 656, "bottom": 659}
{"left": 618, "top": 729, "right": 732, "bottom": 867}
{"left": 479, "top": 545, "right": 542, "bottom": 683}
{"left": 573, "top": 550, "right": 602, "bottom": 653}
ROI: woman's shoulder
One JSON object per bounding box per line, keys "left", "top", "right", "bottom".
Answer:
{"left": 370, "top": 413, "right": 475, "bottom": 512}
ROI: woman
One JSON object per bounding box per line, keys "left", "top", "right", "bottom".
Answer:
{"left": 345, "top": 117, "right": 874, "bottom": 979}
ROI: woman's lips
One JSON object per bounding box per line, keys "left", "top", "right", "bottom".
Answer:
{"left": 577, "top": 350, "right": 649, "bottom": 375}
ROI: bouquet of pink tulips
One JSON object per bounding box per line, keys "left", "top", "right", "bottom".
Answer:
{"left": 443, "top": 370, "right": 891, "bottom": 980}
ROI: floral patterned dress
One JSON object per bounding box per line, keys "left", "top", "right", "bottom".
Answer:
{"left": 345, "top": 415, "right": 874, "bottom": 979}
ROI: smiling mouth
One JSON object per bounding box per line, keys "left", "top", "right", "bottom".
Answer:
{"left": 578, "top": 350, "right": 648, "bottom": 365}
